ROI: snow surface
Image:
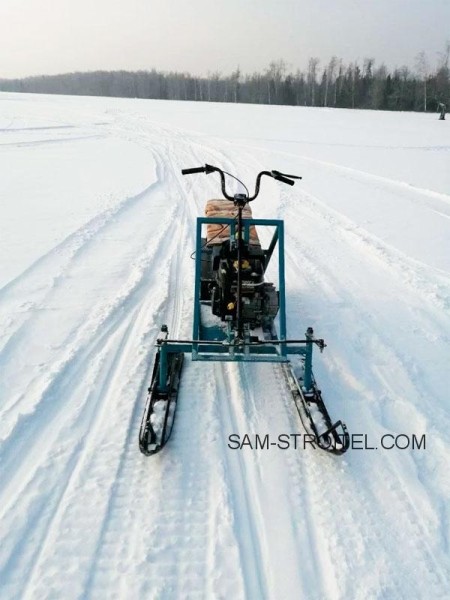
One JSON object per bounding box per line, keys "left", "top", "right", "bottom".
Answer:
{"left": 0, "top": 92, "right": 449, "bottom": 600}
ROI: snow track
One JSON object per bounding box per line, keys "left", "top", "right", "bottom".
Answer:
{"left": 0, "top": 93, "right": 449, "bottom": 599}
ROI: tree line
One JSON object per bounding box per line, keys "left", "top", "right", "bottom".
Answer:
{"left": 1, "top": 49, "right": 449, "bottom": 112}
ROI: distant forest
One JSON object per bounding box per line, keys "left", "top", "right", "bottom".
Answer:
{"left": 1, "top": 50, "right": 449, "bottom": 112}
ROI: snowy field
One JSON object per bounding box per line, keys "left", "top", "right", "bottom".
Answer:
{"left": 0, "top": 92, "right": 449, "bottom": 600}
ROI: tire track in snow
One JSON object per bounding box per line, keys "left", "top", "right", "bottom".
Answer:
{"left": 299, "top": 432, "right": 449, "bottom": 599}
{"left": 212, "top": 361, "right": 345, "bottom": 600}
{"left": 0, "top": 133, "right": 104, "bottom": 148}
{"left": 214, "top": 363, "right": 268, "bottom": 599}
{"left": 78, "top": 161, "right": 205, "bottom": 599}
{"left": 272, "top": 364, "right": 338, "bottom": 600}
{"left": 0, "top": 155, "right": 187, "bottom": 596}
{"left": 0, "top": 232, "right": 176, "bottom": 598}
{"left": 279, "top": 180, "right": 449, "bottom": 396}
{"left": 281, "top": 185, "right": 450, "bottom": 315}
{"left": 0, "top": 155, "right": 173, "bottom": 426}
{"left": 0, "top": 171, "right": 161, "bottom": 360}
{"left": 225, "top": 136, "right": 450, "bottom": 209}
{"left": 279, "top": 214, "right": 450, "bottom": 596}
{"left": 0, "top": 190, "right": 175, "bottom": 444}
{"left": 21, "top": 286, "right": 172, "bottom": 600}
{"left": 300, "top": 451, "right": 407, "bottom": 599}
{"left": 133, "top": 364, "right": 219, "bottom": 600}
{"left": 282, "top": 200, "right": 450, "bottom": 431}
{"left": 16, "top": 304, "right": 161, "bottom": 600}
{"left": 239, "top": 363, "right": 329, "bottom": 600}
{"left": 82, "top": 257, "right": 222, "bottom": 598}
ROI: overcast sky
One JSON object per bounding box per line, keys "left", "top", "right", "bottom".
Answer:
{"left": 1, "top": 0, "right": 449, "bottom": 78}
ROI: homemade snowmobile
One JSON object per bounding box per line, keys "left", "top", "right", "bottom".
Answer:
{"left": 139, "top": 164, "right": 349, "bottom": 455}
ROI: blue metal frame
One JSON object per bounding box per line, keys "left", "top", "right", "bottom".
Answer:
{"left": 158, "top": 215, "right": 316, "bottom": 391}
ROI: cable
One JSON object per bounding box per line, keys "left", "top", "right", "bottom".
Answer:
{"left": 221, "top": 169, "right": 249, "bottom": 198}
{"left": 190, "top": 211, "right": 239, "bottom": 260}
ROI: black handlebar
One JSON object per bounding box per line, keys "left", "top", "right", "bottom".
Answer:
{"left": 181, "top": 164, "right": 301, "bottom": 202}
{"left": 181, "top": 166, "right": 207, "bottom": 175}
{"left": 272, "top": 170, "right": 302, "bottom": 186}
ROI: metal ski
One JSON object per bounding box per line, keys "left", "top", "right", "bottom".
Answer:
{"left": 282, "top": 364, "right": 349, "bottom": 454}
{"left": 139, "top": 326, "right": 184, "bottom": 456}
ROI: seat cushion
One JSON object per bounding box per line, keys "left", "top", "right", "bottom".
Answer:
{"left": 205, "top": 199, "right": 260, "bottom": 245}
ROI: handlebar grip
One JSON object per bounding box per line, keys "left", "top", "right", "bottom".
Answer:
{"left": 273, "top": 174, "right": 295, "bottom": 186}
{"left": 181, "top": 166, "right": 206, "bottom": 175}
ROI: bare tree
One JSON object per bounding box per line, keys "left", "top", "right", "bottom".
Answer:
{"left": 308, "top": 57, "right": 320, "bottom": 106}
{"left": 415, "top": 51, "right": 429, "bottom": 111}
{"left": 349, "top": 62, "right": 358, "bottom": 109}
{"left": 323, "top": 56, "right": 338, "bottom": 106}
{"left": 230, "top": 67, "right": 241, "bottom": 102}
{"left": 335, "top": 59, "right": 344, "bottom": 105}
{"left": 265, "top": 60, "right": 287, "bottom": 104}
{"left": 371, "top": 64, "right": 388, "bottom": 109}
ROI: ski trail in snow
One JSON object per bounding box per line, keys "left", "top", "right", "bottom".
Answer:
{"left": 0, "top": 146, "right": 183, "bottom": 597}
{"left": 222, "top": 135, "right": 450, "bottom": 208}
{"left": 11, "top": 304, "right": 160, "bottom": 599}
{"left": 0, "top": 186, "right": 176, "bottom": 434}
{"left": 9, "top": 144, "right": 200, "bottom": 600}
{"left": 286, "top": 186, "right": 450, "bottom": 310}
{"left": 0, "top": 251, "right": 175, "bottom": 598}
{"left": 81, "top": 172, "right": 192, "bottom": 600}
{"left": 220, "top": 362, "right": 329, "bottom": 600}
{"left": 215, "top": 363, "right": 268, "bottom": 599}
{"left": 0, "top": 173, "right": 161, "bottom": 356}
{"left": 277, "top": 185, "right": 450, "bottom": 597}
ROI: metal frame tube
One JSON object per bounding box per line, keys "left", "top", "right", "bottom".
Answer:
{"left": 159, "top": 343, "right": 168, "bottom": 392}
{"left": 192, "top": 219, "right": 203, "bottom": 353}
{"left": 236, "top": 205, "right": 244, "bottom": 339}
{"left": 304, "top": 329, "right": 314, "bottom": 391}
{"left": 278, "top": 221, "right": 287, "bottom": 357}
